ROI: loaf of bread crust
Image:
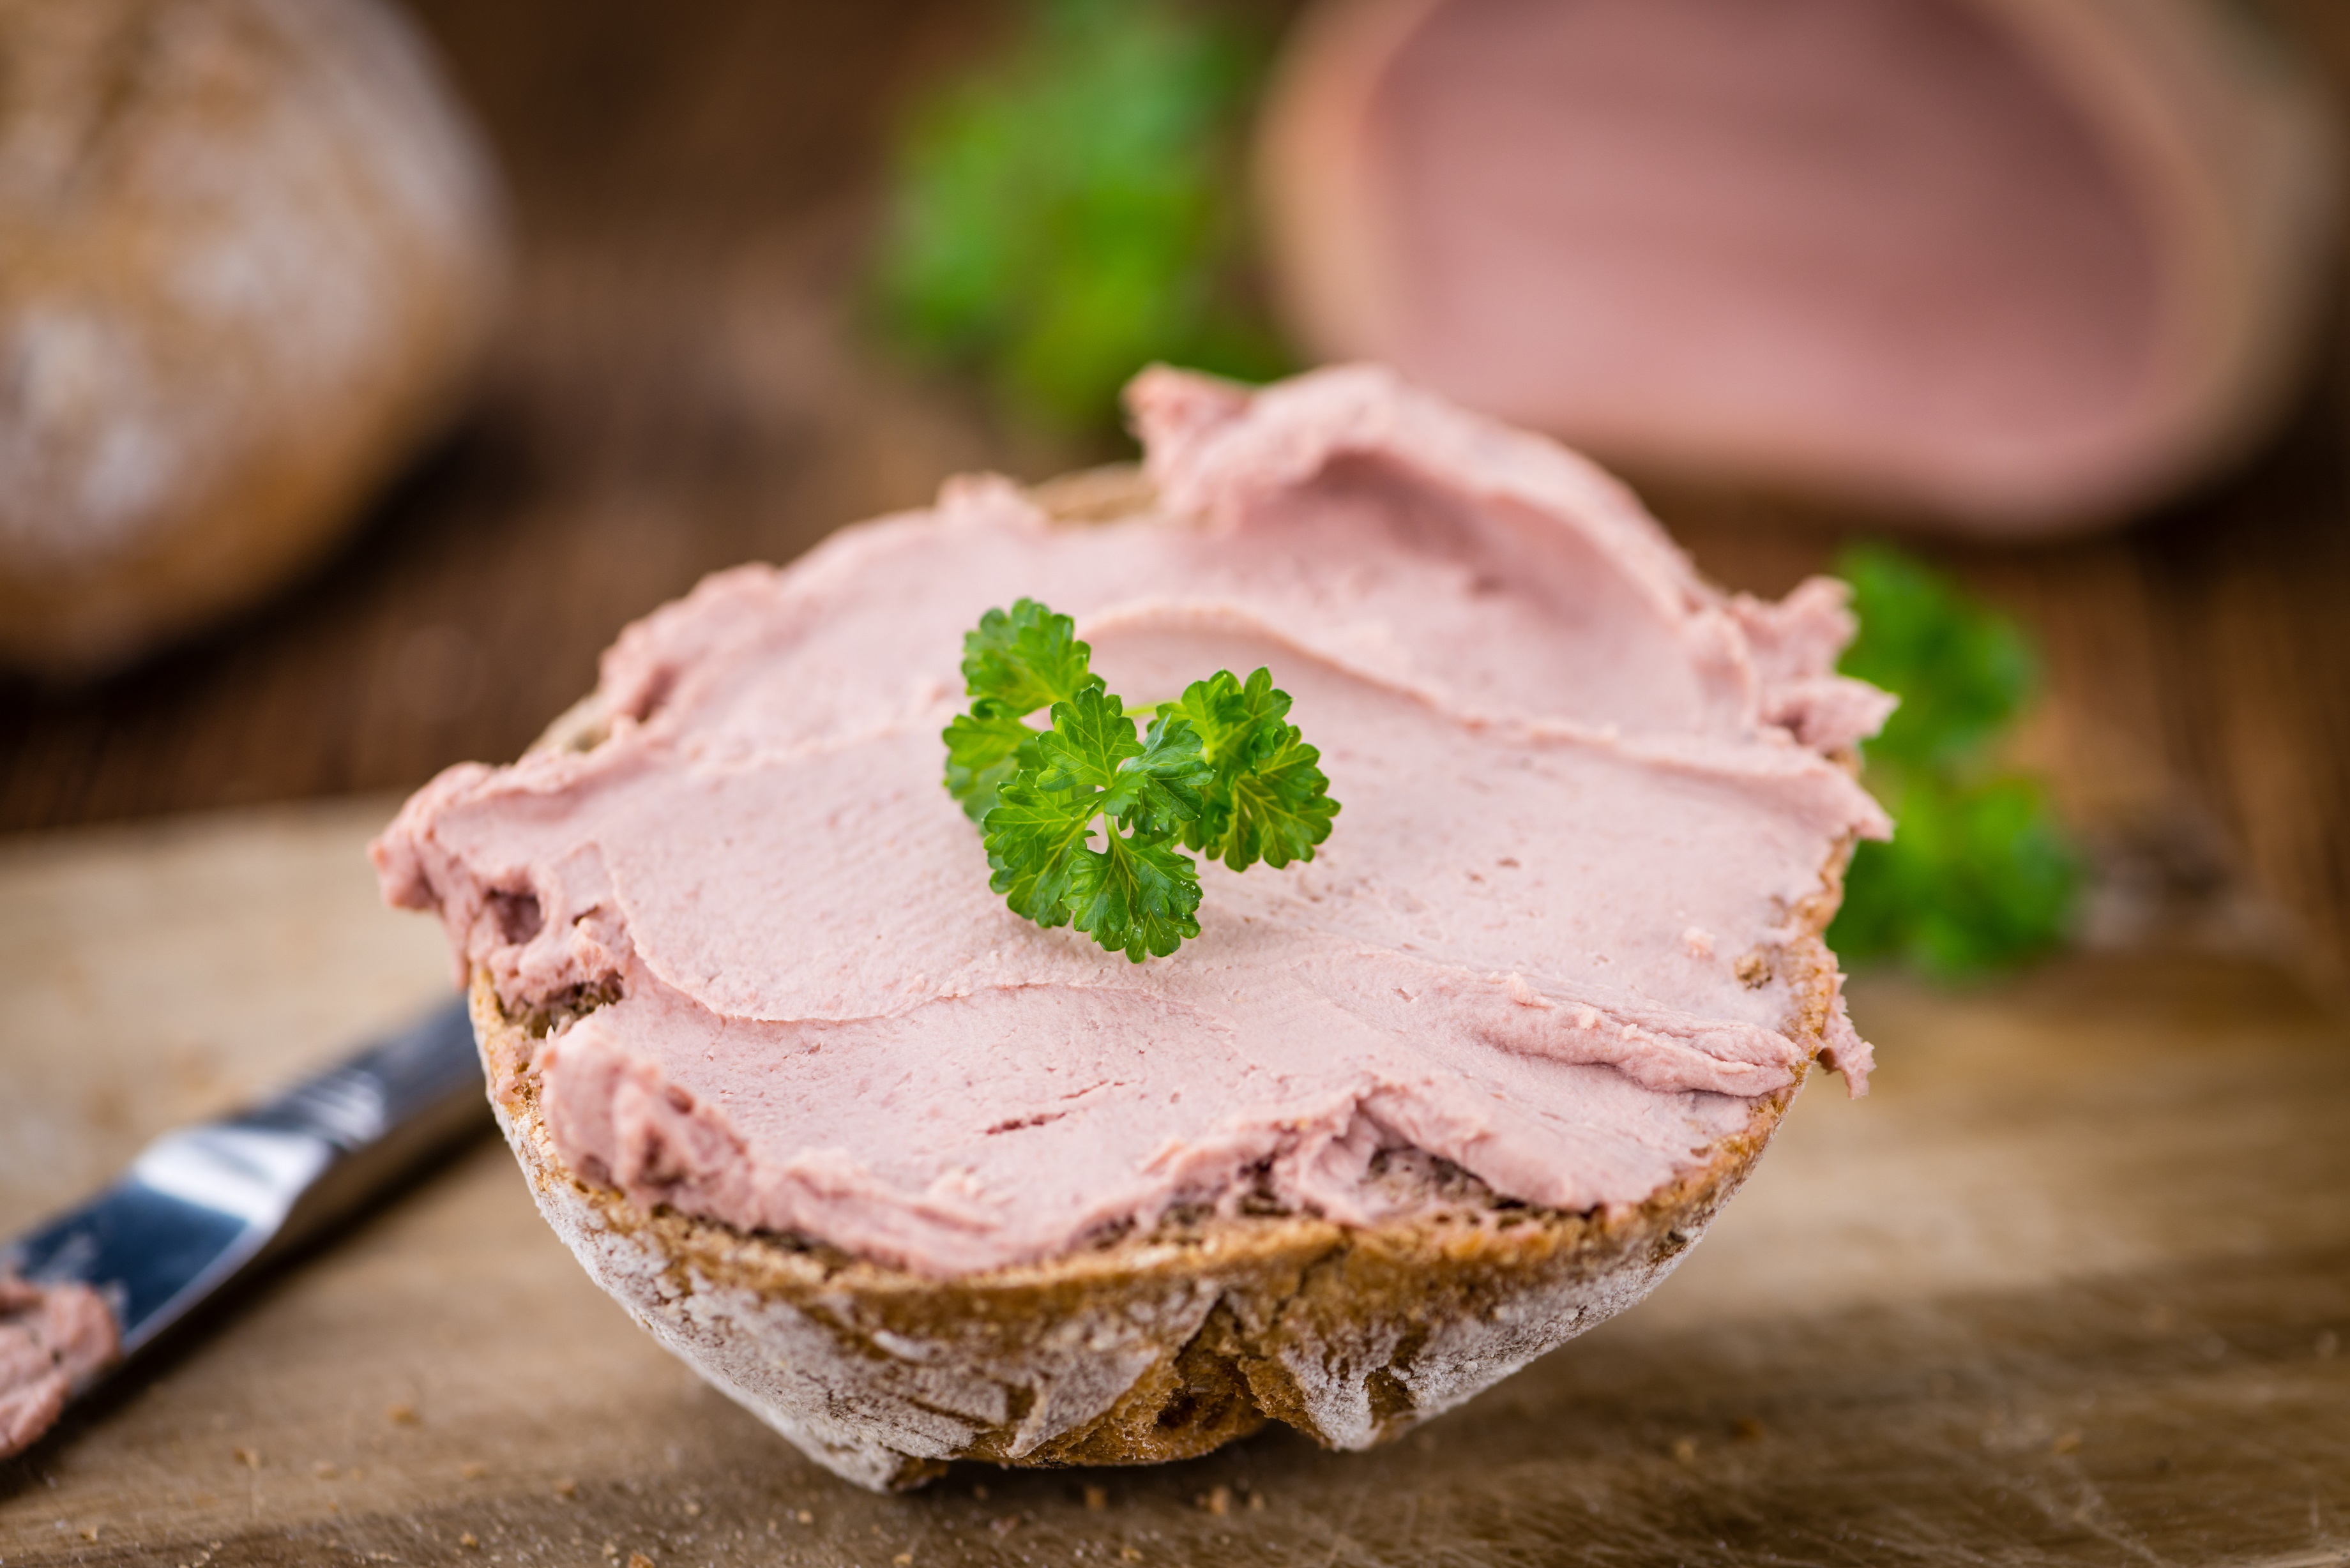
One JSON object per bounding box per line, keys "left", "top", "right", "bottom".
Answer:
{"left": 462, "top": 475, "right": 1858, "bottom": 1493}
{"left": 0, "top": 0, "right": 504, "bottom": 676}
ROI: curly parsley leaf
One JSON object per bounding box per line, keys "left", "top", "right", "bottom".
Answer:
{"left": 943, "top": 598, "right": 1105, "bottom": 820}
{"left": 1167, "top": 667, "right": 1340, "bottom": 870}
{"left": 962, "top": 598, "right": 1103, "bottom": 718}
{"left": 1216, "top": 729, "right": 1338, "bottom": 871}
{"left": 942, "top": 707, "right": 1038, "bottom": 822}
{"left": 983, "top": 773, "right": 1093, "bottom": 928}
{"left": 1103, "top": 718, "right": 1214, "bottom": 840}
{"left": 983, "top": 688, "right": 1210, "bottom": 961}
{"left": 1031, "top": 684, "right": 1146, "bottom": 790}
{"left": 1065, "top": 829, "right": 1202, "bottom": 961}
{"left": 948, "top": 602, "right": 1335, "bottom": 960}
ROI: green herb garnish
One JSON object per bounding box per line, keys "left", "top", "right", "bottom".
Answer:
{"left": 1830, "top": 544, "right": 2078, "bottom": 978}
{"left": 944, "top": 599, "right": 1338, "bottom": 960}
{"left": 874, "top": 0, "right": 1289, "bottom": 435}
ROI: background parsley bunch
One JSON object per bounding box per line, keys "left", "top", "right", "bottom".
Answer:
{"left": 943, "top": 599, "right": 1338, "bottom": 960}
{"left": 1830, "top": 544, "right": 2079, "bottom": 978}
{"left": 874, "top": 0, "right": 1287, "bottom": 435}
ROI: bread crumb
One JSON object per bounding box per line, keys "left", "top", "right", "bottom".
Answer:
{"left": 459, "top": 1534, "right": 479, "bottom": 1549}
{"left": 555, "top": 1478, "right": 579, "bottom": 1498}
{"left": 1082, "top": 1485, "right": 1107, "bottom": 1511}
{"left": 232, "top": 1447, "right": 260, "bottom": 1470}
{"left": 796, "top": 1510, "right": 814, "bottom": 1525}
{"left": 2052, "top": 1431, "right": 2083, "bottom": 1454}
{"left": 460, "top": 1462, "right": 487, "bottom": 1481}
{"left": 1681, "top": 926, "right": 1715, "bottom": 958}
{"left": 1734, "top": 951, "right": 1771, "bottom": 988}
{"left": 1248, "top": 1490, "right": 1267, "bottom": 1511}
{"left": 1202, "top": 1485, "right": 1231, "bottom": 1516}
{"left": 1669, "top": 1436, "right": 1698, "bottom": 1465}
{"left": 628, "top": 1555, "right": 655, "bottom": 1568}
{"left": 681, "top": 1500, "right": 701, "bottom": 1517}
{"left": 893, "top": 1556, "right": 913, "bottom": 1566}
{"left": 386, "top": 1403, "right": 420, "bottom": 1426}
{"left": 80, "top": 1527, "right": 99, "bottom": 1542}
{"left": 1120, "top": 1549, "right": 1142, "bottom": 1563}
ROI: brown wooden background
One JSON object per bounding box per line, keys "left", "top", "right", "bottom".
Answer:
{"left": 4, "top": 0, "right": 2350, "bottom": 983}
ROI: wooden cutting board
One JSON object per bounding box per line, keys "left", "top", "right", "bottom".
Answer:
{"left": 2, "top": 803, "right": 2346, "bottom": 1567}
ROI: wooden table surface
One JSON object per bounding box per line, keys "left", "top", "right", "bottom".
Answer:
{"left": 1, "top": 802, "right": 2346, "bottom": 1568}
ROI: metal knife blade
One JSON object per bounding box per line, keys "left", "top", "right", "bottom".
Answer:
{"left": 3, "top": 997, "right": 487, "bottom": 1371}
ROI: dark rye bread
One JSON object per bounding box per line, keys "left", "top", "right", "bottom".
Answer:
{"left": 469, "top": 469, "right": 1858, "bottom": 1492}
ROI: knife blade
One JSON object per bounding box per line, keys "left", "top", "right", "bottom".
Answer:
{"left": 3, "top": 997, "right": 487, "bottom": 1392}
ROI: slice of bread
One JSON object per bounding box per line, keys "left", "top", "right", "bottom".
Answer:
{"left": 464, "top": 471, "right": 1857, "bottom": 1493}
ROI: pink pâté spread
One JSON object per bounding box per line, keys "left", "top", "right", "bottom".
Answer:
{"left": 0, "top": 1276, "right": 118, "bottom": 1458}
{"left": 374, "top": 366, "right": 1895, "bottom": 1278}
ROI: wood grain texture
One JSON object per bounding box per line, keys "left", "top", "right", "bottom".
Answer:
{"left": 2, "top": 802, "right": 2347, "bottom": 1565}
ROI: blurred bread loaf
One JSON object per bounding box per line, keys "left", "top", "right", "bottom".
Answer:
{"left": 0, "top": 0, "right": 504, "bottom": 677}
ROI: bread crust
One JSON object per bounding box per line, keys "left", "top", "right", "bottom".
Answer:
{"left": 0, "top": 0, "right": 504, "bottom": 675}
{"left": 473, "top": 970, "right": 1820, "bottom": 1491}
{"left": 471, "top": 469, "right": 1853, "bottom": 1491}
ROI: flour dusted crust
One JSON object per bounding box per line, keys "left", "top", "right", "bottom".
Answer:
{"left": 465, "top": 474, "right": 1856, "bottom": 1493}
{"left": 0, "top": 0, "right": 504, "bottom": 675}
{"left": 474, "top": 964, "right": 1821, "bottom": 1492}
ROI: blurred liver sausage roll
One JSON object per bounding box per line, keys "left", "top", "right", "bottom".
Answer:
{"left": 0, "top": 0, "right": 503, "bottom": 677}
{"left": 1258, "top": 0, "right": 2337, "bottom": 536}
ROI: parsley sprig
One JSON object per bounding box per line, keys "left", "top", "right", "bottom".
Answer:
{"left": 943, "top": 599, "right": 1339, "bottom": 960}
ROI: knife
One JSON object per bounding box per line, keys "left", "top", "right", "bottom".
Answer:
{"left": 3, "top": 997, "right": 487, "bottom": 1436}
